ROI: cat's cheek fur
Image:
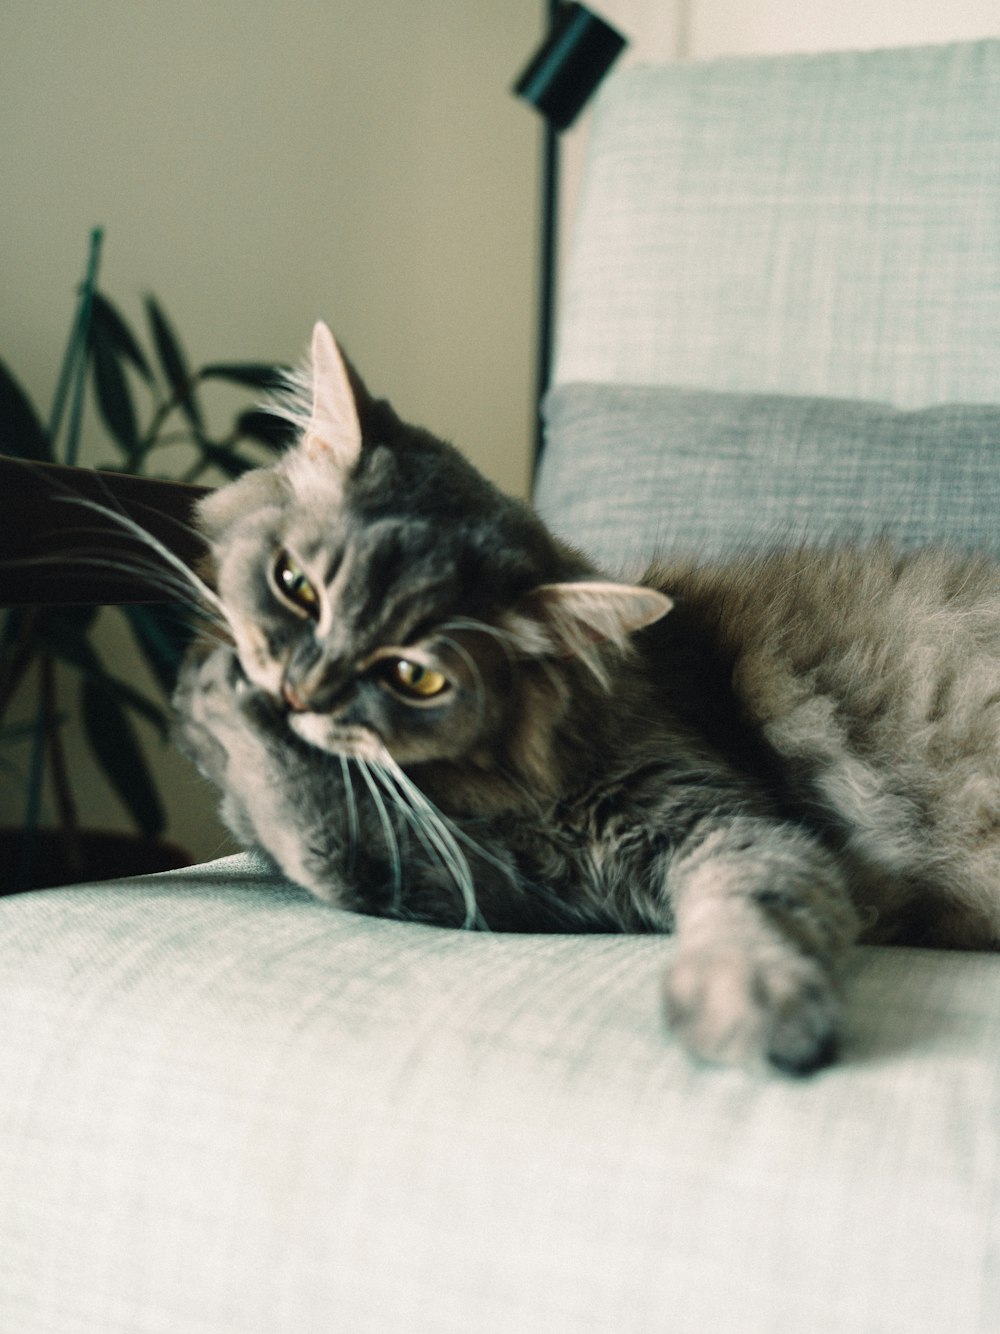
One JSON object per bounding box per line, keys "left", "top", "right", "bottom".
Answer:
{"left": 288, "top": 711, "right": 386, "bottom": 764}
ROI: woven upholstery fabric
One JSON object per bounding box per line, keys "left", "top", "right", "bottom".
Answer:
{"left": 538, "top": 385, "right": 1000, "bottom": 571}
{"left": 554, "top": 40, "right": 1000, "bottom": 407}
{"left": 1, "top": 856, "right": 999, "bottom": 1333}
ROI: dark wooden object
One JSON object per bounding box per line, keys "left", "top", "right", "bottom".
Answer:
{"left": 0, "top": 456, "right": 211, "bottom": 606}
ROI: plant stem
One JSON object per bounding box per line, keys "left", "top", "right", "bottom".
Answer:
{"left": 133, "top": 370, "right": 207, "bottom": 471}
{"left": 0, "top": 607, "right": 41, "bottom": 727}
{"left": 41, "top": 652, "right": 84, "bottom": 878}
{"left": 63, "top": 228, "right": 105, "bottom": 467}
{"left": 50, "top": 227, "right": 104, "bottom": 464}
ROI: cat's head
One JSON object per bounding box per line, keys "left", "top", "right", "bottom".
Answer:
{"left": 194, "top": 322, "right": 669, "bottom": 781}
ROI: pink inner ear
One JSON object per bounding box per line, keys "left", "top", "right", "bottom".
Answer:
{"left": 534, "top": 581, "right": 673, "bottom": 649}
{"left": 304, "top": 321, "right": 363, "bottom": 469}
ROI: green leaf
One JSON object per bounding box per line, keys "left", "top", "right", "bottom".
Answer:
{"left": 145, "top": 295, "right": 204, "bottom": 431}
{"left": 196, "top": 440, "right": 257, "bottom": 478}
{"left": 101, "top": 674, "right": 168, "bottom": 737}
{"left": 47, "top": 603, "right": 100, "bottom": 639}
{"left": 38, "top": 613, "right": 102, "bottom": 675}
{"left": 2, "top": 609, "right": 96, "bottom": 725}
{"left": 234, "top": 408, "right": 294, "bottom": 452}
{"left": 91, "top": 336, "right": 140, "bottom": 460}
{"left": 200, "top": 362, "right": 287, "bottom": 391}
{"left": 91, "top": 291, "right": 154, "bottom": 383}
{"left": 0, "top": 609, "right": 40, "bottom": 724}
{"left": 0, "top": 715, "right": 66, "bottom": 746}
{"left": 39, "top": 612, "right": 169, "bottom": 738}
{"left": 0, "top": 359, "right": 52, "bottom": 461}
{"left": 124, "top": 603, "right": 193, "bottom": 695}
{"left": 81, "top": 675, "right": 165, "bottom": 836}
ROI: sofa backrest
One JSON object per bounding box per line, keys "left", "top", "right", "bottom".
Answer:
{"left": 536, "top": 40, "right": 1000, "bottom": 571}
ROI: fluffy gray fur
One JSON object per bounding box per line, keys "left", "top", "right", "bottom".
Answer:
{"left": 172, "top": 324, "right": 1000, "bottom": 1075}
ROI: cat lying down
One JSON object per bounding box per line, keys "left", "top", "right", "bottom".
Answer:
{"left": 173, "top": 322, "right": 1000, "bottom": 1075}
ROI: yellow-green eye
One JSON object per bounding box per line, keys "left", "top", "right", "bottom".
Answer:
{"left": 273, "top": 551, "right": 320, "bottom": 618}
{"left": 386, "top": 658, "right": 449, "bottom": 699}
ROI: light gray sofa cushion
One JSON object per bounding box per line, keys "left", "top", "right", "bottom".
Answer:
{"left": 2, "top": 855, "right": 999, "bottom": 1332}
{"left": 538, "top": 384, "right": 1000, "bottom": 570}
{"left": 555, "top": 39, "right": 1000, "bottom": 406}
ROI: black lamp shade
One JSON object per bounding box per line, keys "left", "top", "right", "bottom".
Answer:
{"left": 514, "top": 4, "right": 627, "bottom": 131}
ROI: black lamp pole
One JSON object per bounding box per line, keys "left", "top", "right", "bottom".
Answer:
{"left": 514, "top": 3, "right": 627, "bottom": 472}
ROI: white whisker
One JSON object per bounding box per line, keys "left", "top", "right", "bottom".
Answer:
{"left": 3, "top": 553, "right": 227, "bottom": 631}
{"left": 369, "top": 764, "right": 468, "bottom": 916}
{"left": 354, "top": 756, "right": 403, "bottom": 913}
{"left": 373, "top": 755, "right": 485, "bottom": 930}
{"left": 378, "top": 753, "right": 584, "bottom": 927}
{"left": 126, "top": 495, "right": 213, "bottom": 548}
{"left": 52, "top": 494, "right": 226, "bottom": 620}
{"left": 377, "top": 778, "right": 450, "bottom": 895}
{"left": 339, "top": 754, "right": 359, "bottom": 872}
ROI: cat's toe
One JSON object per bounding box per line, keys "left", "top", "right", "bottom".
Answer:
{"left": 767, "top": 1023, "right": 839, "bottom": 1077}
{"left": 663, "top": 947, "right": 840, "bottom": 1076}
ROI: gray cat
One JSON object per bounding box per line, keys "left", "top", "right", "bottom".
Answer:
{"left": 173, "top": 322, "right": 1000, "bottom": 1075}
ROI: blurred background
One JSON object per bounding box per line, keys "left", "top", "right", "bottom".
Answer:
{"left": 1, "top": 1, "right": 995, "bottom": 874}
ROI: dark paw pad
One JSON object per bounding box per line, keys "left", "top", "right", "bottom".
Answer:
{"left": 664, "top": 947, "right": 841, "bottom": 1075}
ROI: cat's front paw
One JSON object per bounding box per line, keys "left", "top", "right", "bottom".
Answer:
{"left": 663, "top": 946, "right": 840, "bottom": 1076}
{"left": 173, "top": 644, "right": 275, "bottom": 781}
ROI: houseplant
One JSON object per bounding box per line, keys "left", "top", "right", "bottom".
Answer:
{"left": 0, "top": 229, "right": 290, "bottom": 889}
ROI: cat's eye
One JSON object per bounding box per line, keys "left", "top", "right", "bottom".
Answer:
{"left": 273, "top": 551, "right": 320, "bottom": 619}
{"left": 382, "top": 658, "right": 449, "bottom": 700}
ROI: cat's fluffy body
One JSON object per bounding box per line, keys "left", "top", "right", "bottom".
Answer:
{"left": 174, "top": 324, "right": 1000, "bottom": 1075}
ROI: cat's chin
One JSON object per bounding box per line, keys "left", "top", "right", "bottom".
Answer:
{"left": 287, "top": 711, "right": 386, "bottom": 764}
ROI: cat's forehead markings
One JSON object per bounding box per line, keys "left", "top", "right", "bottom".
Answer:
{"left": 315, "top": 545, "right": 355, "bottom": 638}
{"left": 292, "top": 534, "right": 336, "bottom": 568}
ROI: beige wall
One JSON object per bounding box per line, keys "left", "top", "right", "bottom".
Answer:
{"left": 686, "top": 0, "right": 999, "bottom": 58}
{"left": 1, "top": 2, "right": 542, "bottom": 861}
{"left": 590, "top": 0, "right": 998, "bottom": 60}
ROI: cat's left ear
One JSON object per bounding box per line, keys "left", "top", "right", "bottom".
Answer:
{"left": 302, "top": 320, "right": 363, "bottom": 471}
{"left": 510, "top": 580, "right": 672, "bottom": 659}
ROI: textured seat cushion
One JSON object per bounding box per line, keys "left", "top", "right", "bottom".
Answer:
{"left": 538, "top": 385, "right": 1000, "bottom": 570}
{"left": 555, "top": 39, "right": 1000, "bottom": 406}
{"left": 1, "top": 855, "right": 999, "bottom": 1333}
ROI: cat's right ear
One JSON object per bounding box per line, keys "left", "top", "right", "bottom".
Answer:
{"left": 503, "top": 579, "right": 672, "bottom": 683}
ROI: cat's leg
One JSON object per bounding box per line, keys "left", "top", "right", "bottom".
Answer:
{"left": 173, "top": 644, "right": 362, "bottom": 899}
{"left": 663, "top": 816, "right": 859, "bottom": 1075}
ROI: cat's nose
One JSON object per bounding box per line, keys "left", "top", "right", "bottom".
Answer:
{"left": 282, "top": 641, "right": 330, "bottom": 711}
{"left": 282, "top": 679, "right": 309, "bottom": 712}
{"left": 281, "top": 659, "right": 350, "bottom": 713}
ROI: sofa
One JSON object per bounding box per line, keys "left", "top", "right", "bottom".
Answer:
{"left": 2, "top": 38, "right": 999, "bottom": 1333}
